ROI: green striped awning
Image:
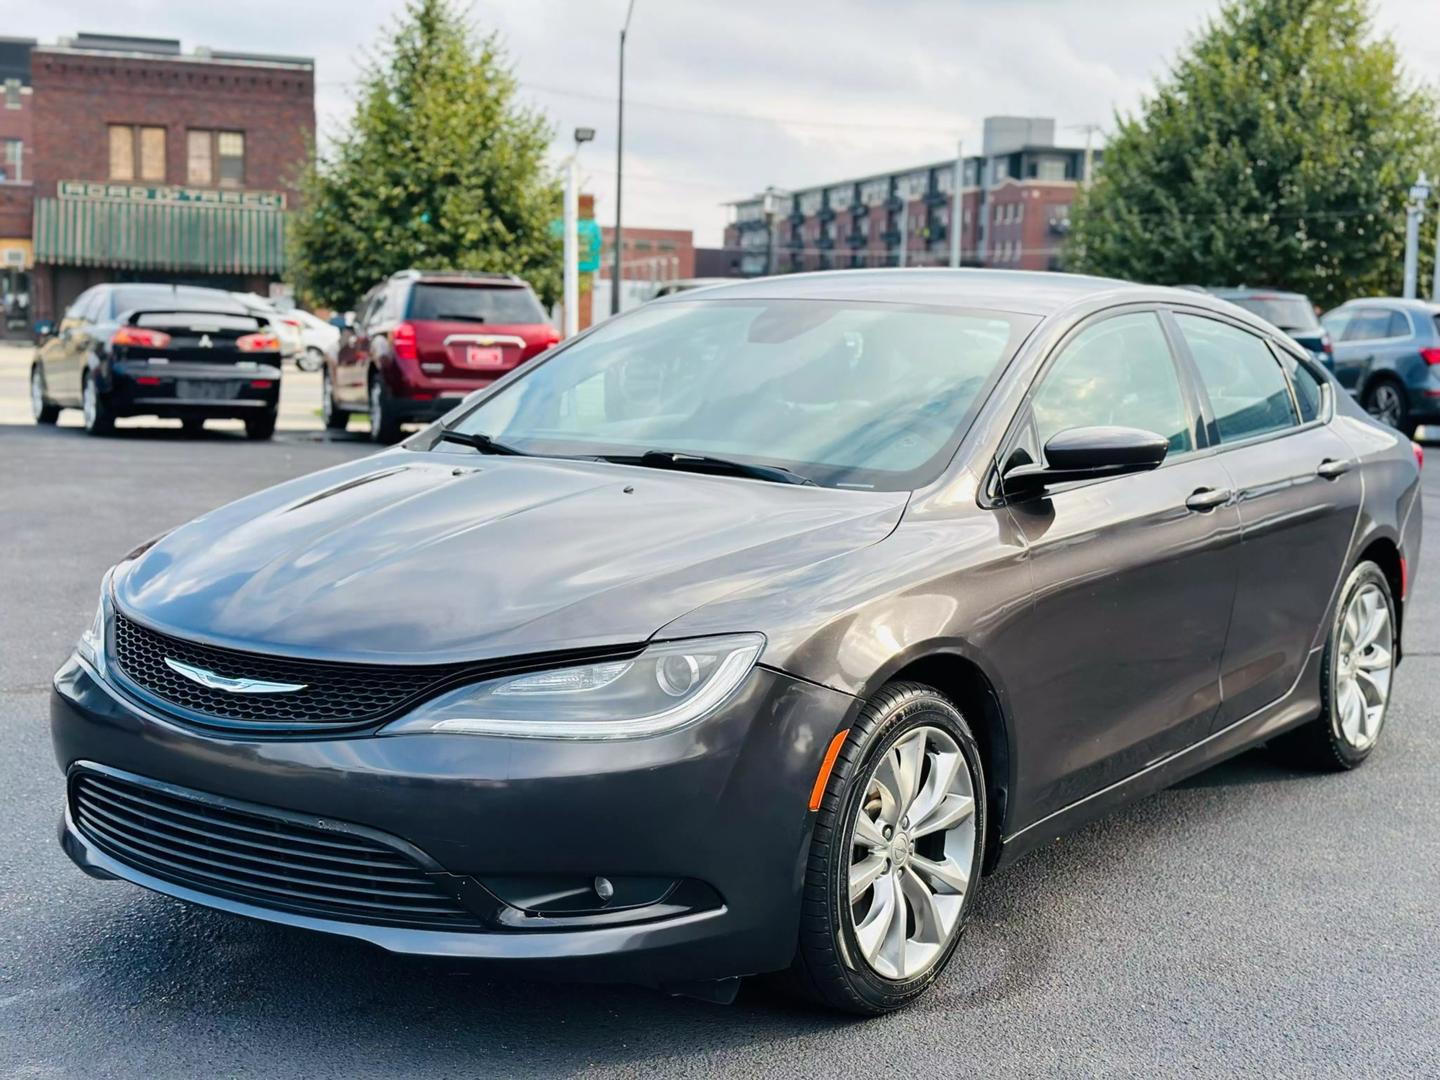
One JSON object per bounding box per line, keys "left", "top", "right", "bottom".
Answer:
{"left": 33, "top": 197, "right": 288, "bottom": 274}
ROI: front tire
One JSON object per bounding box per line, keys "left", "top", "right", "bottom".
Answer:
{"left": 322, "top": 368, "right": 349, "bottom": 431}
{"left": 81, "top": 372, "right": 115, "bottom": 436}
{"left": 790, "top": 683, "right": 986, "bottom": 1014}
{"left": 298, "top": 347, "right": 325, "bottom": 373}
{"left": 30, "top": 365, "right": 60, "bottom": 424}
{"left": 1270, "top": 560, "right": 1397, "bottom": 771}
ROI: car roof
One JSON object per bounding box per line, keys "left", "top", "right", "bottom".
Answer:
{"left": 105, "top": 283, "right": 254, "bottom": 314}
{"left": 391, "top": 269, "right": 526, "bottom": 288}
{"left": 654, "top": 268, "right": 1220, "bottom": 317}
{"left": 1205, "top": 287, "right": 1311, "bottom": 300}
{"left": 1331, "top": 296, "right": 1440, "bottom": 313}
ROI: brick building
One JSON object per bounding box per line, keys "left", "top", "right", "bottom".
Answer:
{"left": 723, "top": 116, "right": 1100, "bottom": 278}
{"left": 0, "top": 37, "right": 36, "bottom": 334}
{"left": 598, "top": 225, "right": 695, "bottom": 286}
{"left": 22, "top": 32, "right": 314, "bottom": 324}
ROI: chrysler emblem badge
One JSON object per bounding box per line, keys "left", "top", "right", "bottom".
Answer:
{"left": 163, "top": 657, "right": 307, "bottom": 694}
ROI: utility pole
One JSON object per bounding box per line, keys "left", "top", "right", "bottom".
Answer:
{"left": 1068, "top": 122, "right": 1101, "bottom": 186}
{"left": 610, "top": 0, "right": 637, "bottom": 315}
{"left": 763, "top": 187, "right": 778, "bottom": 276}
{"left": 949, "top": 139, "right": 963, "bottom": 268}
{"left": 563, "top": 127, "right": 595, "bottom": 338}
{"left": 1432, "top": 200, "right": 1440, "bottom": 303}
{"left": 1403, "top": 172, "right": 1431, "bottom": 300}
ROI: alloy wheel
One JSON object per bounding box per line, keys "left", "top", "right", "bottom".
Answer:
{"left": 30, "top": 367, "right": 45, "bottom": 419}
{"left": 1367, "top": 384, "right": 1403, "bottom": 429}
{"left": 369, "top": 379, "right": 383, "bottom": 436}
{"left": 1334, "top": 581, "right": 1393, "bottom": 750}
{"left": 322, "top": 371, "right": 334, "bottom": 424}
{"left": 846, "top": 724, "right": 977, "bottom": 981}
{"left": 82, "top": 377, "right": 97, "bottom": 429}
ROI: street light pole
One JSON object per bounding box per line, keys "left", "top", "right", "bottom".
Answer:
{"left": 563, "top": 127, "right": 595, "bottom": 339}
{"left": 610, "top": 0, "right": 636, "bottom": 316}
{"left": 949, "top": 139, "right": 963, "bottom": 268}
{"left": 1403, "top": 171, "right": 1431, "bottom": 300}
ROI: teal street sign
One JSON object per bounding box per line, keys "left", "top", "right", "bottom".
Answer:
{"left": 549, "top": 217, "right": 604, "bottom": 273}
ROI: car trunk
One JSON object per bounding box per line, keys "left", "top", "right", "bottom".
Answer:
{"left": 122, "top": 309, "right": 272, "bottom": 366}
{"left": 414, "top": 321, "right": 542, "bottom": 379}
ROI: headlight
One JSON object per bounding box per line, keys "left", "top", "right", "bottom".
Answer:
{"left": 381, "top": 633, "right": 765, "bottom": 739}
{"left": 77, "top": 572, "right": 112, "bottom": 679}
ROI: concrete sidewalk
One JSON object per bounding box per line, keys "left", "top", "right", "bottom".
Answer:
{"left": 0, "top": 340, "right": 337, "bottom": 434}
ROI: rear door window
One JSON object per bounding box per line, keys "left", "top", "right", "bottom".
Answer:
{"left": 1175, "top": 314, "right": 1297, "bottom": 443}
{"left": 1277, "top": 350, "right": 1325, "bottom": 424}
{"left": 407, "top": 282, "right": 546, "bottom": 324}
{"left": 1385, "top": 310, "right": 1412, "bottom": 338}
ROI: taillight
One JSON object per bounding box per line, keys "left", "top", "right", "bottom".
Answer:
{"left": 282, "top": 318, "right": 302, "bottom": 329}
{"left": 392, "top": 322, "right": 418, "bottom": 361}
{"left": 111, "top": 327, "right": 172, "bottom": 349}
{"left": 1420, "top": 347, "right": 1440, "bottom": 365}
{"left": 250, "top": 379, "right": 274, "bottom": 389}
{"left": 1414, "top": 441, "right": 1425, "bottom": 471}
{"left": 1320, "top": 332, "right": 1334, "bottom": 358}
{"left": 236, "top": 332, "right": 281, "bottom": 352}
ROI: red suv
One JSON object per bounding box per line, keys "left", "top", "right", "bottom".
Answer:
{"left": 324, "top": 270, "right": 560, "bottom": 442}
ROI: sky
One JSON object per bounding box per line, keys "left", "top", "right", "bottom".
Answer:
{"left": 16, "top": 0, "right": 1440, "bottom": 246}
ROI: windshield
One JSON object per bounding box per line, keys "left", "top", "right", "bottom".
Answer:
{"left": 1226, "top": 295, "right": 1319, "bottom": 332}
{"left": 438, "top": 299, "right": 1032, "bottom": 490}
{"left": 407, "top": 283, "right": 546, "bottom": 324}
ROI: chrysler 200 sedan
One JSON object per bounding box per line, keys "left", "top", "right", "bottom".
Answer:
{"left": 51, "top": 270, "right": 1420, "bottom": 1014}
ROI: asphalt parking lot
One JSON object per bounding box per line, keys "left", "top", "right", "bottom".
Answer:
{"left": 2, "top": 342, "right": 1438, "bottom": 1077}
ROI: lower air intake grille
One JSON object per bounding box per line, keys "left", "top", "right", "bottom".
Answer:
{"left": 71, "top": 768, "right": 483, "bottom": 931}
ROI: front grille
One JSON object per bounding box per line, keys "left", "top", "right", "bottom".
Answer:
{"left": 111, "top": 613, "right": 470, "bottom": 730}
{"left": 71, "top": 768, "right": 484, "bottom": 931}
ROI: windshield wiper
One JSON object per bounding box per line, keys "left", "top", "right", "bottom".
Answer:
{"left": 600, "top": 450, "right": 816, "bottom": 486}
{"left": 436, "top": 313, "right": 486, "bottom": 323}
{"left": 436, "top": 429, "right": 526, "bottom": 455}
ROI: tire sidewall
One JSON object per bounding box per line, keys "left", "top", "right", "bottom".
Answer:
{"left": 821, "top": 689, "right": 987, "bottom": 1009}
{"left": 1321, "top": 560, "right": 1396, "bottom": 767}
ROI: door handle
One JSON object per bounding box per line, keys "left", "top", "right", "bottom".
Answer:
{"left": 1185, "top": 487, "right": 1232, "bottom": 512}
{"left": 1316, "top": 458, "right": 1353, "bottom": 480}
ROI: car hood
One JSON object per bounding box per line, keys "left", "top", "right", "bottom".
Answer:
{"left": 115, "top": 451, "right": 909, "bottom": 663}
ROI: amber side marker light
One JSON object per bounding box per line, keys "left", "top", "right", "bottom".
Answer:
{"left": 808, "top": 729, "right": 850, "bottom": 811}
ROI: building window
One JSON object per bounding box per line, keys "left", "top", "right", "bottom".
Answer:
{"left": 109, "top": 124, "right": 167, "bottom": 182}
{"left": 4, "top": 79, "right": 20, "bottom": 110}
{"left": 1037, "top": 158, "right": 1068, "bottom": 182}
{"left": 1, "top": 139, "right": 21, "bottom": 182}
{"left": 187, "top": 130, "right": 245, "bottom": 187}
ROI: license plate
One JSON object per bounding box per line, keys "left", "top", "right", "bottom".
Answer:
{"left": 177, "top": 379, "right": 236, "bottom": 400}
{"left": 463, "top": 345, "right": 507, "bottom": 370}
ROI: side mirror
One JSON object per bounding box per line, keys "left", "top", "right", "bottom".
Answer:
{"left": 328, "top": 313, "right": 351, "bottom": 330}
{"left": 1004, "top": 425, "right": 1169, "bottom": 496}
{"left": 33, "top": 319, "right": 55, "bottom": 341}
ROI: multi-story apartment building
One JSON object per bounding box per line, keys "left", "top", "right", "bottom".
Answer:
{"left": 22, "top": 32, "right": 314, "bottom": 324}
{"left": 724, "top": 116, "right": 1100, "bottom": 277}
{"left": 0, "top": 37, "right": 36, "bottom": 335}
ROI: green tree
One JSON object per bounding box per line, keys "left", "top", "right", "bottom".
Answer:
{"left": 289, "top": 0, "right": 561, "bottom": 309}
{"left": 1068, "top": 0, "right": 1440, "bottom": 308}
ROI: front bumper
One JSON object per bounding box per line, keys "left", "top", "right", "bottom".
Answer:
{"left": 51, "top": 654, "right": 852, "bottom": 985}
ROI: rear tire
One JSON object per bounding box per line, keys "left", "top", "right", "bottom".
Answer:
{"left": 322, "top": 369, "right": 349, "bottom": 431}
{"left": 1363, "top": 377, "right": 1413, "bottom": 437}
{"left": 299, "top": 347, "right": 325, "bottom": 373}
{"left": 788, "top": 682, "right": 986, "bottom": 1015}
{"left": 30, "top": 365, "right": 60, "bottom": 425}
{"left": 369, "top": 373, "right": 403, "bottom": 444}
{"left": 1269, "top": 560, "right": 1396, "bottom": 771}
{"left": 81, "top": 372, "right": 115, "bottom": 436}
{"left": 245, "top": 409, "right": 277, "bottom": 441}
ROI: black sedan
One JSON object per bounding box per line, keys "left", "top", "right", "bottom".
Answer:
{"left": 31, "top": 283, "right": 282, "bottom": 439}
{"left": 50, "top": 270, "right": 1420, "bottom": 1013}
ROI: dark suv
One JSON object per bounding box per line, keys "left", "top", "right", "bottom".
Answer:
{"left": 325, "top": 270, "right": 559, "bottom": 443}
{"left": 30, "top": 284, "right": 282, "bottom": 439}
